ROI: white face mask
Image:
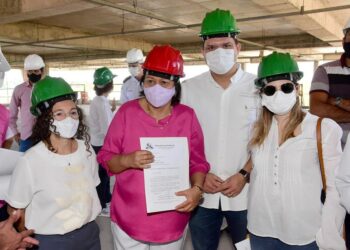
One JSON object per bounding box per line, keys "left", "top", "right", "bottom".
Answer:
{"left": 205, "top": 48, "right": 236, "bottom": 74}
{"left": 50, "top": 117, "right": 79, "bottom": 139}
{"left": 262, "top": 90, "right": 297, "bottom": 115}
{"left": 128, "top": 66, "right": 141, "bottom": 77}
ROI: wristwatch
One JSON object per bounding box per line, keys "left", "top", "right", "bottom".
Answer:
{"left": 335, "top": 97, "right": 343, "bottom": 107}
{"left": 239, "top": 169, "right": 250, "bottom": 181}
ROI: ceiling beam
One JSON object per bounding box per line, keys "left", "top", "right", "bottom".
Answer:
{"left": 3, "top": 4, "right": 349, "bottom": 49}
{"left": 288, "top": 0, "right": 345, "bottom": 43}
{"left": 0, "top": 22, "right": 154, "bottom": 52}
{"left": 85, "top": 0, "right": 188, "bottom": 28}
{"left": 0, "top": 0, "right": 97, "bottom": 24}
{"left": 174, "top": 34, "right": 328, "bottom": 53}
{"left": 252, "top": 0, "right": 345, "bottom": 43}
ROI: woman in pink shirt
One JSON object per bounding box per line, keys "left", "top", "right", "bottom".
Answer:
{"left": 98, "top": 45, "right": 210, "bottom": 249}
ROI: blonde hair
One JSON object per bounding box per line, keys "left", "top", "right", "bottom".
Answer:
{"left": 249, "top": 97, "right": 305, "bottom": 147}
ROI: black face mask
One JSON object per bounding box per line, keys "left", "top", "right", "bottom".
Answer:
{"left": 343, "top": 42, "right": 350, "bottom": 58}
{"left": 27, "top": 73, "right": 42, "bottom": 83}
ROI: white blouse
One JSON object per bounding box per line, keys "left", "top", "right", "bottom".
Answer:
{"left": 248, "top": 112, "right": 346, "bottom": 249}
{"left": 6, "top": 140, "right": 101, "bottom": 235}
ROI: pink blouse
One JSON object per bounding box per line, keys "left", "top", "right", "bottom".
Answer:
{"left": 97, "top": 99, "right": 209, "bottom": 243}
{"left": 0, "top": 104, "right": 9, "bottom": 145}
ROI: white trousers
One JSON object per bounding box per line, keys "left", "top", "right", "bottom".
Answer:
{"left": 111, "top": 222, "right": 185, "bottom": 250}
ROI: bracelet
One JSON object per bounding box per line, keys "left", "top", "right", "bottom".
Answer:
{"left": 193, "top": 184, "right": 204, "bottom": 193}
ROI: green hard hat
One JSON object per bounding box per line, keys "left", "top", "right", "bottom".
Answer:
{"left": 255, "top": 51, "right": 303, "bottom": 88}
{"left": 93, "top": 67, "right": 116, "bottom": 86}
{"left": 31, "top": 76, "right": 77, "bottom": 116}
{"left": 199, "top": 9, "right": 240, "bottom": 38}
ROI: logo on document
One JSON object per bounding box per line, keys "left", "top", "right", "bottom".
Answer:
{"left": 146, "top": 143, "right": 154, "bottom": 150}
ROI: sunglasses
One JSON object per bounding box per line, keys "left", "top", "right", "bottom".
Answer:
{"left": 262, "top": 82, "right": 295, "bottom": 96}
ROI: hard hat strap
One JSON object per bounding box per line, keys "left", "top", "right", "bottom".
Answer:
{"left": 201, "top": 32, "right": 238, "bottom": 41}
{"left": 95, "top": 82, "right": 112, "bottom": 88}
{"left": 35, "top": 93, "right": 77, "bottom": 115}
{"left": 144, "top": 70, "right": 180, "bottom": 82}
{"left": 256, "top": 73, "right": 301, "bottom": 88}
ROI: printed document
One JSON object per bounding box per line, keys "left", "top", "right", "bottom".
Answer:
{"left": 0, "top": 148, "right": 23, "bottom": 199}
{"left": 140, "top": 137, "right": 189, "bottom": 213}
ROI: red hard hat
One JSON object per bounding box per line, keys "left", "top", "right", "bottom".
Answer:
{"left": 143, "top": 45, "right": 184, "bottom": 77}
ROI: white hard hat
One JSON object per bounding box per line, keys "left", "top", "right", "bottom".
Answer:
{"left": 24, "top": 54, "right": 45, "bottom": 70}
{"left": 343, "top": 18, "right": 350, "bottom": 35}
{"left": 126, "top": 48, "right": 144, "bottom": 63}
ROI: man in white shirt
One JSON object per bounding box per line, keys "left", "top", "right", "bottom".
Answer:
{"left": 181, "top": 9, "right": 259, "bottom": 250}
{"left": 120, "top": 48, "right": 144, "bottom": 104}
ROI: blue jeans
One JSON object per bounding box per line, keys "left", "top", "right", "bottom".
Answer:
{"left": 250, "top": 234, "right": 318, "bottom": 250}
{"left": 189, "top": 206, "right": 247, "bottom": 250}
{"left": 19, "top": 138, "right": 33, "bottom": 152}
{"left": 33, "top": 221, "right": 101, "bottom": 250}
{"left": 92, "top": 146, "right": 112, "bottom": 209}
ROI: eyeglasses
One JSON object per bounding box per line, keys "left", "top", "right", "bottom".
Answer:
{"left": 52, "top": 109, "right": 79, "bottom": 121}
{"left": 262, "top": 82, "right": 295, "bottom": 96}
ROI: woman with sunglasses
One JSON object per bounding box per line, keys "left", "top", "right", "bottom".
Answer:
{"left": 98, "top": 45, "right": 209, "bottom": 249}
{"left": 247, "top": 52, "right": 346, "bottom": 249}
{"left": 6, "top": 76, "right": 102, "bottom": 250}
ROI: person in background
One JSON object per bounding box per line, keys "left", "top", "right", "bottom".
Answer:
{"left": 6, "top": 76, "right": 101, "bottom": 250}
{"left": 89, "top": 67, "right": 115, "bottom": 215}
{"left": 248, "top": 52, "right": 345, "bottom": 250}
{"left": 9, "top": 54, "right": 45, "bottom": 152}
{"left": 181, "top": 9, "right": 259, "bottom": 249}
{"left": 120, "top": 48, "right": 144, "bottom": 104}
{"left": 98, "top": 45, "right": 210, "bottom": 250}
{"left": 310, "top": 18, "right": 350, "bottom": 147}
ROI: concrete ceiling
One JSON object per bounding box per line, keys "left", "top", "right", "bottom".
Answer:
{"left": 0, "top": 0, "right": 349, "bottom": 68}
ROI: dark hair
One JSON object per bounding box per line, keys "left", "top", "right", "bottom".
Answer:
{"left": 94, "top": 82, "right": 113, "bottom": 96}
{"left": 139, "top": 70, "right": 181, "bottom": 106}
{"left": 31, "top": 105, "right": 91, "bottom": 154}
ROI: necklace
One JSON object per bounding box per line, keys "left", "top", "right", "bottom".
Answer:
{"left": 145, "top": 102, "right": 172, "bottom": 123}
{"left": 49, "top": 139, "right": 75, "bottom": 166}
{"left": 66, "top": 139, "right": 75, "bottom": 166}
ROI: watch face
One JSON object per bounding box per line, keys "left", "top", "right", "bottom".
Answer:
{"left": 239, "top": 169, "right": 248, "bottom": 177}
{"left": 335, "top": 97, "right": 342, "bottom": 106}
